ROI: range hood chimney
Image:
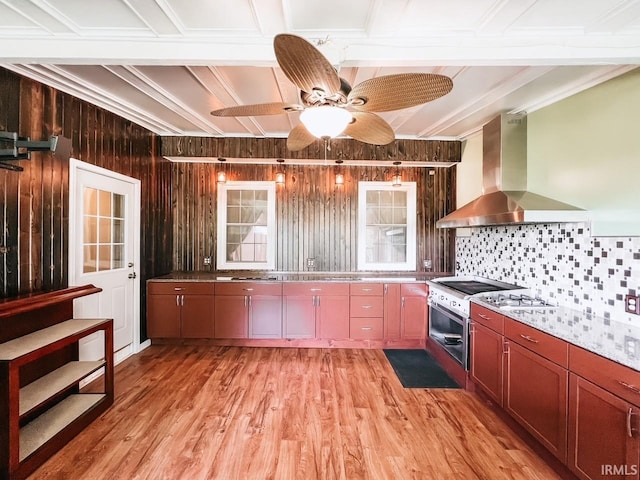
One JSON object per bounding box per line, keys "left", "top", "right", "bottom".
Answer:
{"left": 436, "top": 114, "right": 586, "bottom": 228}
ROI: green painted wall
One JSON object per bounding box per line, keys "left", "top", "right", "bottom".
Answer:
{"left": 527, "top": 68, "right": 640, "bottom": 235}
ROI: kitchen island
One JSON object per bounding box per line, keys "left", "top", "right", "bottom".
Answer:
{"left": 147, "top": 272, "right": 447, "bottom": 349}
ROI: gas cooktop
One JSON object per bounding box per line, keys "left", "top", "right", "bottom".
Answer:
{"left": 477, "top": 293, "right": 556, "bottom": 310}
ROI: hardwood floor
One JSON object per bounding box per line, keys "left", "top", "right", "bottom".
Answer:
{"left": 29, "top": 346, "right": 562, "bottom": 479}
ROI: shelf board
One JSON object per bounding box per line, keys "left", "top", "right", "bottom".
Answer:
{"left": 20, "top": 393, "right": 106, "bottom": 462}
{"left": 0, "top": 319, "right": 109, "bottom": 361}
{"left": 20, "top": 361, "right": 105, "bottom": 417}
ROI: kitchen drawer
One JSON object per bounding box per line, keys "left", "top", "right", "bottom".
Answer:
{"left": 470, "top": 303, "right": 504, "bottom": 334}
{"left": 350, "top": 296, "right": 384, "bottom": 317}
{"left": 350, "top": 283, "right": 383, "bottom": 296}
{"left": 505, "top": 317, "right": 568, "bottom": 368}
{"left": 350, "top": 317, "right": 383, "bottom": 340}
{"left": 401, "top": 283, "right": 428, "bottom": 297}
{"left": 283, "top": 282, "right": 348, "bottom": 296}
{"left": 148, "top": 282, "right": 215, "bottom": 295}
{"left": 569, "top": 344, "right": 640, "bottom": 408}
{"left": 215, "top": 282, "right": 281, "bottom": 296}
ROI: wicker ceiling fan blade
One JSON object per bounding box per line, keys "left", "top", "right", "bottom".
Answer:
{"left": 344, "top": 112, "right": 395, "bottom": 145}
{"left": 287, "top": 123, "right": 317, "bottom": 151}
{"left": 211, "top": 102, "right": 303, "bottom": 117}
{"left": 274, "top": 34, "right": 341, "bottom": 96}
{"left": 348, "top": 73, "right": 453, "bottom": 113}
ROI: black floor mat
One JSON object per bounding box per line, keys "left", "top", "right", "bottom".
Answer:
{"left": 383, "top": 349, "right": 460, "bottom": 389}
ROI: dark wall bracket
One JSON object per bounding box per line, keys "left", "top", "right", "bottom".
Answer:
{"left": 0, "top": 131, "right": 71, "bottom": 171}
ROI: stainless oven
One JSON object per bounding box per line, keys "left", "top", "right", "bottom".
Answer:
{"left": 426, "top": 276, "right": 525, "bottom": 372}
{"left": 428, "top": 299, "right": 470, "bottom": 370}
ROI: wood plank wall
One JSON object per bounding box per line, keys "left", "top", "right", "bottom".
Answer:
{"left": 0, "top": 68, "right": 173, "bottom": 339}
{"left": 163, "top": 137, "right": 459, "bottom": 273}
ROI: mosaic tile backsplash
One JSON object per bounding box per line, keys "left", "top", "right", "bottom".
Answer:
{"left": 456, "top": 222, "right": 640, "bottom": 322}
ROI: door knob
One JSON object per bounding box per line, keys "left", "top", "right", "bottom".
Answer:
{"left": 128, "top": 272, "right": 137, "bottom": 279}
{"left": 128, "top": 262, "right": 134, "bottom": 267}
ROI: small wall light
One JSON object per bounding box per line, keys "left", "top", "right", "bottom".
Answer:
{"left": 217, "top": 157, "right": 227, "bottom": 183}
{"left": 275, "top": 158, "right": 285, "bottom": 186}
{"left": 391, "top": 161, "right": 402, "bottom": 187}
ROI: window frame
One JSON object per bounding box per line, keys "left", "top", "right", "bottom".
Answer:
{"left": 357, "top": 181, "right": 417, "bottom": 271}
{"left": 216, "top": 181, "right": 276, "bottom": 270}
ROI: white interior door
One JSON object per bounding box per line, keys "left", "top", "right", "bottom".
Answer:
{"left": 69, "top": 159, "right": 142, "bottom": 364}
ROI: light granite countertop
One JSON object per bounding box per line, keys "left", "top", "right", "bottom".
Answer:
{"left": 471, "top": 297, "right": 640, "bottom": 372}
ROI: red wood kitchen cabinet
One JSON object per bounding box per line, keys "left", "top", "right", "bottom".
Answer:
{"left": 503, "top": 318, "right": 569, "bottom": 463}
{"left": 147, "top": 282, "right": 215, "bottom": 338}
{"left": 350, "top": 283, "right": 384, "bottom": 340}
{"left": 400, "top": 283, "right": 428, "bottom": 339}
{"left": 568, "top": 345, "right": 640, "bottom": 480}
{"left": 383, "top": 283, "right": 402, "bottom": 340}
{"left": 470, "top": 320, "right": 505, "bottom": 406}
{"left": 214, "top": 282, "right": 282, "bottom": 339}
{"left": 283, "top": 283, "right": 349, "bottom": 339}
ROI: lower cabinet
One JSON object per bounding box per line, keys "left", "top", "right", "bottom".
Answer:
{"left": 470, "top": 321, "right": 505, "bottom": 406}
{"left": 350, "top": 283, "right": 384, "bottom": 340}
{"left": 505, "top": 340, "right": 568, "bottom": 462}
{"left": 283, "top": 283, "right": 349, "bottom": 339}
{"left": 147, "top": 282, "right": 214, "bottom": 338}
{"left": 214, "top": 282, "right": 282, "bottom": 339}
{"left": 568, "top": 374, "right": 640, "bottom": 480}
{"left": 400, "top": 284, "right": 428, "bottom": 339}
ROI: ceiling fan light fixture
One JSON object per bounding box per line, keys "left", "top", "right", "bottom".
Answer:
{"left": 300, "top": 106, "right": 352, "bottom": 139}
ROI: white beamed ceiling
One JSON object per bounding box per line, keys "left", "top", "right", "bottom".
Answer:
{"left": 1, "top": 0, "right": 639, "bottom": 140}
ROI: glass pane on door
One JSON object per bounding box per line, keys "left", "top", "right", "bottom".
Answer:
{"left": 83, "top": 188, "right": 126, "bottom": 273}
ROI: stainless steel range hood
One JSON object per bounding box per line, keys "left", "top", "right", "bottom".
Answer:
{"left": 436, "top": 114, "right": 586, "bottom": 228}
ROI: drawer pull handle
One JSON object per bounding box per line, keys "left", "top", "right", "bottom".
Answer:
{"left": 174, "top": 287, "right": 184, "bottom": 291}
{"left": 519, "top": 334, "right": 539, "bottom": 344}
{"left": 618, "top": 381, "right": 640, "bottom": 395}
{"left": 361, "top": 288, "right": 373, "bottom": 292}
{"left": 361, "top": 327, "right": 372, "bottom": 331}
{"left": 361, "top": 305, "right": 373, "bottom": 309}
{"left": 478, "top": 313, "right": 490, "bottom": 320}
{"left": 310, "top": 288, "right": 322, "bottom": 292}
{"left": 243, "top": 288, "right": 254, "bottom": 292}
{"left": 628, "top": 408, "right": 635, "bottom": 438}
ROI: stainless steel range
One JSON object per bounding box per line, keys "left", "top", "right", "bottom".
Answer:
{"left": 426, "top": 276, "right": 525, "bottom": 370}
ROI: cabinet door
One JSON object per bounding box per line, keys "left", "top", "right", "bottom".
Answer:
{"left": 181, "top": 294, "right": 214, "bottom": 338}
{"left": 147, "top": 294, "right": 180, "bottom": 338}
{"left": 470, "top": 322, "right": 504, "bottom": 406}
{"left": 401, "top": 295, "right": 427, "bottom": 339}
{"left": 505, "top": 341, "right": 568, "bottom": 463}
{"left": 317, "top": 295, "right": 350, "bottom": 339}
{"left": 383, "top": 284, "right": 401, "bottom": 340}
{"left": 569, "top": 374, "right": 640, "bottom": 480}
{"left": 214, "top": 295, "right": 248, "bottom": 338}
{"left": 283, "top": 296, "right": 316, "bottom": 338}
{"left": 250, "top": 295, "right": 282, "bottom": 339}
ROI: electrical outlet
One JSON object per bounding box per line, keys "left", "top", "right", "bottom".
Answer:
{"left": 423, "top": 259, "right": 432, "bottom": 270}
{"left": 625, "top": 335, "right": 640, "bottom": 358}
{"left": 306, "top": 258, "right": 315, "bottom": 268}
{"left": 203, "top": 256, "right": 211, "bottom": 265}
{"left": 625, "top": 294, "right": 639, "bottom": 315}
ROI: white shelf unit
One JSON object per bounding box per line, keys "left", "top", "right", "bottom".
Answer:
{"left": 0, "top": 318, "right": 114, "bottom": 479}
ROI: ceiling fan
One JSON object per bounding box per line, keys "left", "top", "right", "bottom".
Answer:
{"left": 210, "top": 34, "right": 453, "bottom": 151}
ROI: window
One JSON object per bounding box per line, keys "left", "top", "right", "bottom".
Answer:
{"left": 82, "top": 187, "right": 125, "bottom": 273}
{"left": 357, "top": 182, "right": 416, "bottom": 271}
{"left": 217, "top": 181, "right": 276, "bottom": 270}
